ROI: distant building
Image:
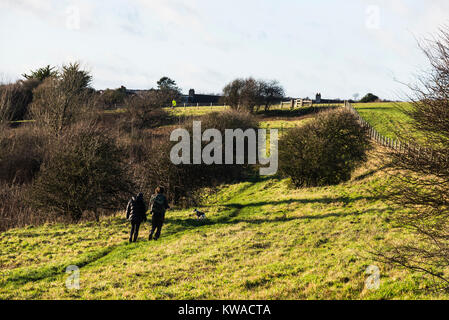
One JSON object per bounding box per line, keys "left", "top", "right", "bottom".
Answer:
{"left": 312, "top": 92, "right": 343, "bottom": 104}
{"left": 126, "top": 88, "right": 156, "bottom": 96}
{"left": 121, "top": 87, "right": 223, "bottom": 104}
{"left": 182, "top": 89, "right": 222, "bottom": 104}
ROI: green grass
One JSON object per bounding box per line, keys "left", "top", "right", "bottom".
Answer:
{"left": 259, "top": 119, "right": 312, "bottom": 130}
{"left": 0, "top": 152, "right": 444, "bottom": 299}
{"left": 165, "top": 105, "right": 229, "bottom": 117}
{"left": 353, "top": 102, "right": 415, "bottom": 140}
{"left": 1, "top": 102, "right": 440, "bottom": 300}
{"left": 166, "top": 104, "right": 340, "bottom": 118}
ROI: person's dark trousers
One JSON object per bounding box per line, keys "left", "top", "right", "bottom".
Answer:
{"left": 149, "top": 213, "right": 164, "bottom": 240}
{"left": 129, "top": 222, "right": 141, "bottom": 243}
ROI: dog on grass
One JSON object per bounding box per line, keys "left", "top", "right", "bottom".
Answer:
{"left": 193, "top": 209, "right": 206, "bottom": 220}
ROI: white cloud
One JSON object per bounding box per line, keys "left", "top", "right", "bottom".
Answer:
{"left": 132, "top": 0, "right": 229, "bottom": 49}
{"left": 0, "top": 0, "right": 98, "bottom": 31}
{"left": 134, "top": 0, "right": 202, "bottom": 29}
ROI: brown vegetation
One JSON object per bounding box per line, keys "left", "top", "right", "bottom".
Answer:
{"left": 377, "top": 28, "right": 449, "bottom": 287}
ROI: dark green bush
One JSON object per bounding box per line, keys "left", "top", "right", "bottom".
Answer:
{"left": 279, "top": 108, "right": 371, "bottom": 187}
{"left": 359, "top": 93, "right": 379, "bottom": 103}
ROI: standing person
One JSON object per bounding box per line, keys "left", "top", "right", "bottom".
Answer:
{"left": 171, "top": 99, "right": 177, "bottom": 109}
{"left": 149, "top": 186, "right": 170, "bottom": 241}
{"left": 126, "top": 193, "right": 147, "bottom": 243}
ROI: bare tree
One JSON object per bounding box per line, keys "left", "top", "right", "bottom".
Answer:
{"left": 239, "top": 77, "right": 261, "bottom": 112}
{"left": 259, "top": 80, "right": 285, "bottom": 111}
{"left": 377, "top": 27, "right": 449, "bottom": 288}
{"left": 222, "top": 78, "right": 284, "bottom": 113}
{"left": 222, "top": 78, "right": 245, "bottom": 110}
{"left": 28, "top": 63, "right": 93, "bottom": 133}
{"left": 125, "top": 91, "right": 170, "bottom": 131}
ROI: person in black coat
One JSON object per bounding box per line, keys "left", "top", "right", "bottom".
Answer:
{"left": 126, "top": 192, "right": 147, "bottom": 243}
{"left": 148, "top": 187, "right": 170, "bottom": 241}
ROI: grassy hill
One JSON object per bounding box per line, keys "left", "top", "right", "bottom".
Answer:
{"left": 1, "top": 102, "right": 440, "bottom": 300}
{"left": 353, "top": 102, "right": 414, "bottom": 139}
{"left": 0, "top": 151, "right": 443, "bottom": 299}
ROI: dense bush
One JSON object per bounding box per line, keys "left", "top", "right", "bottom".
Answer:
{"left": 0, "top": 124, "right": 52, "bottom": 231}
{"left": 0, "top": 125, "right": 48, "bottom": 184}
{"left": 0, "top": 184, "right": 44, "bottom": 232}
{"left": 0, "top": 79, "right": 39, "bottom": 122}
{"left": 359, "top": 93, "right": 379, "bottom": 103}
{"left": 124, "top": 91, "right": 171, "bottom": 131}
{"left": 30, "top": 123, "right": 133, "bottom": 222}
{"left": 279, "top": 108, "right": 371, "bottom": 187}
{"left": 97, "top": 86, "right": 128, "bottom": 109}
{"left": 137, "top": 110, "right": 259, "bottom": 205}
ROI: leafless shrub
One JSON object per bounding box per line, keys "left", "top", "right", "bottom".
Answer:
{"left": 136, "top": 110, "right": 259, "bottom": 206}
{"left": 28, "top": 62, "right": 93, "bottom": 133}
{"left": 222, "top": 78, "right": 285, "bottom": 113}
{"left": 0, "top": 183, "right": 54, "bottom": 232}
{"left": 377, "top": 27, "right": 449, "bottom": 288}
{"left": 0, "top": 124, "right": 48, "bottom": 184}
{"left": 124, "top": 91, "right": 172, "bottom": 132}
{"left": 29, "top": 122, "right": 134, "bottom": 222}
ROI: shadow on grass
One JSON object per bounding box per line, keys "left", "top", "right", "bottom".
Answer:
{"left": 355, "top": 106, "right": 398, "bottom": 111}
{"left": 2, "top": 245, "right": 117, "bottom": 286}
{"left": 226, "top": 208, "right": 388, "bottom": 225}
{"left": 223, "top": 195, "right": 380, "bottom": 209}
{"left": 166, "top": 199, "right": 387, "bottom": 231}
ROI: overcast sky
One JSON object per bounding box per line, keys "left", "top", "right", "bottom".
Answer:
{"left": 1, "top": 0, "right": 448, "bottom": 100}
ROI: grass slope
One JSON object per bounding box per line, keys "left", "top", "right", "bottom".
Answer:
{"left": 0, "top": 152, "right": 442, "bottom": 300}
{"left": 353, "top": 102, "right": 414, "bottom": 139}
{"left": 2, "top": 103, "right": 439, "bottom": 300}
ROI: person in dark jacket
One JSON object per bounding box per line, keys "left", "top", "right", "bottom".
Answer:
{"left": 126, "top": 192, "right": 147, "bottom": 243}
{"left": 148, "top": 187, "right": 170, "bottom": 241}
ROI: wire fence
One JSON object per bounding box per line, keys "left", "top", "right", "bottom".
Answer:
{"left": 344, "top": 101, "right": 409, "bottom": 152}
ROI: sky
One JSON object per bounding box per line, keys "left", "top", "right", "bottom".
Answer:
{"left": 0, "top": 0, "right": 448, "bottom": 100}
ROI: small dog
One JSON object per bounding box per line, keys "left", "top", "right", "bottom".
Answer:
{"left": 193, "top": 209, "right": 206, "bottom": 220}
